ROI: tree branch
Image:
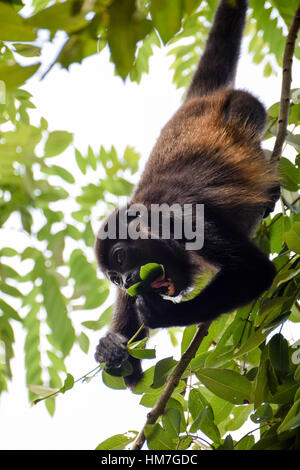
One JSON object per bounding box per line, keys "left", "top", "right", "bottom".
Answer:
{"left": 271, "top": 5, "right": 300, "bottom": 162}
{"left": 130, "top": 321, "right": 212, "bottom": 451}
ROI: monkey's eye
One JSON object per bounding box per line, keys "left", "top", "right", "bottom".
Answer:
{"left": 114, "top": 248, "right": 125, "bottom": 266}
{"left": 109, "top": 273, "right": 122, "bottom": 287}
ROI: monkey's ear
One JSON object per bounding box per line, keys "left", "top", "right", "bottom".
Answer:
{"left": 222, "top": 90, "right": 266, "bottom": 136}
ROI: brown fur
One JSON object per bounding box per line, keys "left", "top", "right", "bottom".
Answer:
{"left": 132, "top": 90, "right": 279, "bottom": 213}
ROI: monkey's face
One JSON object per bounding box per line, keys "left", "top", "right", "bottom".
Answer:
{"left": 95, "top": 236, "right": 192, "bottom": 298}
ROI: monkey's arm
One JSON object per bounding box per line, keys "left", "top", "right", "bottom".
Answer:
{"left": 187, "top": 0, "right": 248, "bottom": 98}
{"left": 136, "top": 220, "right": 276, "bottom": 328}
{"left": 95, "top": 289, "right": 148, "bottom": 387}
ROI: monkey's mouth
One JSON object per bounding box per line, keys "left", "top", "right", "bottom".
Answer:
{"left": 150, "top": 277, "right": 176, "bottom": 296}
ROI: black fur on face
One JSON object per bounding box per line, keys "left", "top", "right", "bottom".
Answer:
{"left": 95, "top": 208, "right": 194, "bottom": 297}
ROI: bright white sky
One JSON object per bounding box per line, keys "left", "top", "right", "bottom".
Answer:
{"left": 0, "top": 27, "right": 300, "bottom": 450}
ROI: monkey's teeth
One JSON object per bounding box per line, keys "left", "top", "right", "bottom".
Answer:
{"left": 151, "top": 277, "right": 175, "bottom": 296}
{"left": 167, "top": 280, "right": 175, "bottom": 296}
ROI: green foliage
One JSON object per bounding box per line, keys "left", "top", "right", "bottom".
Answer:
{"left": 0, "top": 0, "right": 300, "bottom": 452}
{"left": 0, "top": 24, "right": 141, "bottom": 401}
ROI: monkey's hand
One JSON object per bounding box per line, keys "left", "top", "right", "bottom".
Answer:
{"left": 95, "top": 331, "right": 144, "bottom": 388}
{"left": 95, "top": 331, "right": 128, "bottom": 369}
{"left": 136, "top": 293, "right": 177, "bottom": 329}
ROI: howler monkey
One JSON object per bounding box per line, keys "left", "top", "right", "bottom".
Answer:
{"left": 94, "top": 0, "right": 280, "bottom": 387}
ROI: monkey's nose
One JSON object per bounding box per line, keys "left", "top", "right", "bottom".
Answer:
{"left": 123, "top": 272, "right": 136, "bottom": 289}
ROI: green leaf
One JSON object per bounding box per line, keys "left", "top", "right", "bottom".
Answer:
{"left": 57, "top": 35, "right": 99, "bottom": 69}
{"left": 46, "top": 350, "right": 66, "bottom": 373}
{"left": 272, "top": 267, "right": 300, "bottom": 290}
{"left": 107, "top": 0, "right": 152, "bottom": 79}
{"left": 0, "top": 281, "right": 22, "bottom": 298}
{"left": 45, "top": 397, "right": 55, "bottom": 416}
{"left": 77, "top": 331, "right": 89, "bottom": 354}
{"left": 96, "top": 432, "right": 137, "bottom": 450}
{"left": 127, "top": 338, "right": 156, "bottom": 359}
{"left": 277, "top": 398, "right": 300, "bottom": 433}
{"left": 44, "top": 131, "right": 73, "bottom": 158}
{"left": 123, "top": 146, "right": 140, "bottom": 173}
{"left": 196, "top": 368, "right": 252, "bottom": 405}
{"left": 102, "top": 370, "right": 126, "bottom": 390}
{"left": 263, "top": 61, "right": 273, "bottom": 77}
{"left": 0, "top": 299, "right": 22, "bottom": 322}
{"left": 162, "top": 408, "right": 181, "bottom": 438}
{"left": 271, "top": 380, "right": 299, "bottom": 404}
{"left": 131, "top": 365, "right": 155, "bottom": 394}
{"left": 0, "top": 3, "right": 36, "bottom": 41}
{"left": 190, "top": 405, "right": 221, "bottom": 443}
{"left": 47, "top": 165, "right": 75, "bottom": 183}
{"left": 105, "top": 360, "right": 133, "bottom": 378}
{"left": 254, "top": 297, "right": 289, "bottom": 329}
{"left": 151, "top": 356, "right": 177, "bottom": 389}
{"left": 140, "top": 387, "right": 163, "bottom": 408}
{"left": 150, "top": 0, "right": 183, "bottom": 44}
{"left": 166, "top": 397, "right": 186, "bottom": 432}
{"left": 27, "top": 1, "right": 87, "bottom": 34}
{"left": 60, "top": 373, "right": 74, "bottom": 393}
{"left": 144, "top": 423, "right": 176, "bottom": 450}
{"left": 183, "top": 0, "right": 202, "bottom": 15}
{"left": 127, "top": 263, "right": 165, "bottom": 296}
{"left": 75, "top": 148, "right": 87, "bottom": 174}
{"left": 130, "top": 30, "right": 161, "bottom": 83}
{"left": 235, "top": 435, "right": 255, "bottom": 451}
{"left": 252, "top": 348, "right": 270, "bottom": 408}
{"left": 294, "top": 364, "right": 300, "bottom": 382}
{"left": 268, "top": 334, "right": 289, "bottom": 378}
{"left": 223, "top": 404, "right": 253, "bottom": 432}
{"left": 181, "top": 325, "right": 197, "bottom": 355}
{"left": 250, "top": 403, "right": 273, "bottom": 424}
{"left": 188, "top": 387, "right": 209, "bottom": 419}
{"left": 0, "top": 63, "right": 40, "bottom": 91}
{"left": 13, "top": 43, "right": 41, "bottom": 57}
{"left": 29, "top": 384, "right": 57, "bottom": 400}
{"left": 87, "top": 146, "right": 97, "bottom": 170}
{"left": 210, "top": 396, "right": 234, "bottom": 427}
{"left": 279, "top": 157, "right": 300, "bottom": 191}
{"left": 285, "top": 222, "right": 300, "bottom": 254}
{"left": 0, "top": 248, "right": 18, "bottom": 257}
{"left": 272, "top": 0, "right": 300, "bottom": 27}
{"left": 83, "top": 220, "right": 95, "bottom": 247}
{"left": 24, "top": 307, "right": 43, "bottom": 392}
{"left": 126, "top": 282, "right": 145, "bottom": 296}
{"left": 41, "top": 273, "right": 75, "bottom": 357}
{"left": 218, "top": 434, "right": 234, "bottom": 450}
{"left": 269, "top": 215, "right": 284, "bottom": 254}
{"left": 140, "top": 263, "right": 165, "bottom": 282}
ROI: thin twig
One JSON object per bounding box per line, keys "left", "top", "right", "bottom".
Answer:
{"left": 130, "top": 321, "right": 212, "bottom": 451}
{"left": 271, "top": 5, "right": 300, "bottom": 162}
{"left": 127, "top": 322, "right": 145, "bottom": 345}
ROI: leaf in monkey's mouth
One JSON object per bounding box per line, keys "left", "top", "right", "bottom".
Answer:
{"left": 127, "top": 263, "right": 174, "bottom": 296}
